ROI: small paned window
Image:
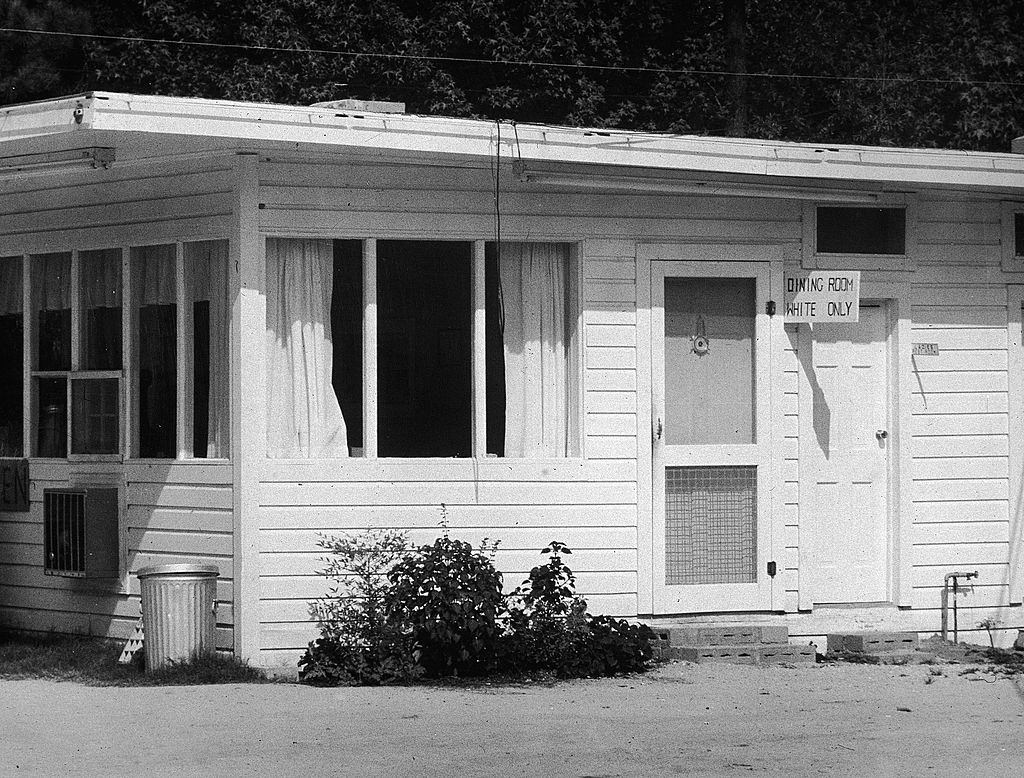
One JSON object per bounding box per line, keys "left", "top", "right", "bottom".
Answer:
{"left": 816, "top": 207, "right": 906, "bottom": 255}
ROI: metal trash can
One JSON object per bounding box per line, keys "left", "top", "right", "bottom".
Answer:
{"left": 137, "top": 563, "right": 219, "bottom": 671}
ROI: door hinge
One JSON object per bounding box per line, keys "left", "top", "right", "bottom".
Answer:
{"left": 766, "top": 300, "right": 776, "bottom": 316}
{"left": 767, "top": 560, "right": 777, "bottom": 577}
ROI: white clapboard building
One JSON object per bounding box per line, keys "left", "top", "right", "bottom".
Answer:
{"left": 1, "top": 92, "right": 1023, "bottom": 667}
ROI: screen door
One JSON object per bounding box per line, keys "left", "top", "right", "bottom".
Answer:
{"left": 651, "top": 260, "right": 775, "bottom": 613}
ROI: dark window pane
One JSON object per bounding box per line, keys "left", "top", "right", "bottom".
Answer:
{"left": 377, "top": 241, "right": 470, "bottom": 457}
{"left": 138, "top": 304, "right": 177, "bottom": 457}
{"left": 0, "top": 313, "right": 23, "bottom": 457}
{"left": 32, "top": 253, "right": 71, "bottom": 371}
{"left": 332, "top": 240, "right": 363, "bottom": 454}
{"left": 192, "top": 300, "right": 210, "bottom": 457}
{"left": 484, "top": 245, "right": 505, "bottom": 456}
{"left": 80, "top": 248, "right": 122, "bottom": 370}
{"left": 72, "top": 378, "right": 119, "bottom": 454}
{"left": 186, "top": 240, "right": 229, "bottom": 459}
{"left": 1015, "top": 212, "right": 1023, "bottom": 258}
{"left": 37, "top": 377, "right": 66, "bottom": 458}
{"left": 133, "top": 245, "right": 177, "bottom": 459}
{"left": 817, "top": 207, "right": 906, "bottom": 255}
{"left": 0, "top": 258, "right": 23, "bottom": 457}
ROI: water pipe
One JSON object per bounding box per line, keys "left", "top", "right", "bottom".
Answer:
{"left": 940, "top": 570, "right": 978, "bottom": 643}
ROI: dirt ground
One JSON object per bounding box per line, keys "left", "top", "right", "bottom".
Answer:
{"left": 2, "top": 660, "right": 1022, "bottom": 776}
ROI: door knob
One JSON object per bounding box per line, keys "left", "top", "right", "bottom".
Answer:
{"left": 876, "top": 429, "right": 888, "bottom": 440}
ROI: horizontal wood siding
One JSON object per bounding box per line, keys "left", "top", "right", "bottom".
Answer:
{"left": 0, "top": 159, "right": 235, "bottom": 254}
{"left": 909, "top": 197, "right": 1013, "bottom": 619}
{"left": 254, "top": 159, "right": 809, "bottom": 662}
{"left": 0, "top": 463, "right": 234, "bottom": 648}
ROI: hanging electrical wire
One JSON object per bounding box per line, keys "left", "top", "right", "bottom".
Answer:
{"left": 2, "top": 27, "right": 1024, "bottom": 88}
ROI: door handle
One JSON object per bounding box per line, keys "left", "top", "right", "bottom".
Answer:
{"left": 655, "top": 418, "right": 663, "bottom": 442}
{"left": 875, "top": 429, "right": 888, "bottom": 440}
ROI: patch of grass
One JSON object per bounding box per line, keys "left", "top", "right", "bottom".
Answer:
{"left": 0, "top": 630, "right": 269, "bottom": 686}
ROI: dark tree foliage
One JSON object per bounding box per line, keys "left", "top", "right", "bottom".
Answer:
{"left": 1, "top": 0, "right": 93, "bottom": 103}
{"left": 2, "top": 0, "right": 1023, "bottom": 151}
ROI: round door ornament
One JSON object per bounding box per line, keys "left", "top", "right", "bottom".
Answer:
{"left": 692, "top": 315, "right": 710, "bottom": 356}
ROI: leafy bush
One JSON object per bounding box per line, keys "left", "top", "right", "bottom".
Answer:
{"left": 387, "top": 530, "right": 503, "bottom": 677}
{"left": 501, "top": 542, "right": 656, "bottom": 678}
{"left": 299, "top": 524, "right": 655, "bottom": 684}
{"left": 298, "top": 529, "right": 421, "bottom": 686}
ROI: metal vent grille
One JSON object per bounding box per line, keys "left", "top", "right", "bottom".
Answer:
{"left": 665, "top": 465, "right": 757, "bottom": 585}
{"left": 44, "top": 490, "right": 87, "bottom": 577}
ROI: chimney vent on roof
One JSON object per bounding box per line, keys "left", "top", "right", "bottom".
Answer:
{"left": 1013, "top": 136, "right": 1024, "bottom": 154}
{"left": 310, "top": 99, "right": 406, "bottom": 114}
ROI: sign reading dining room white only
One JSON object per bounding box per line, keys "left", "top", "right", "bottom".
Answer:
{"left": 784, "top": 271, "right": 861, "bottom": 323}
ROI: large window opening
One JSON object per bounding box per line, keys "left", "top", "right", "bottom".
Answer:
{"left": 266, "top": 237, "right": 579, "bottom": 460}
{"left": 8, "top": 241, "right": 229, "bottom": 461}
{"left": 378, "top": 241, "right": 471, "bottom": 457}
{"left": 0, "top": 258, "right": 23, "bottom": 457}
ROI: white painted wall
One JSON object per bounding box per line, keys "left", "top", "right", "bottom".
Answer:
{"left": 0, "top": 158, "right": 237, "bottom": 645}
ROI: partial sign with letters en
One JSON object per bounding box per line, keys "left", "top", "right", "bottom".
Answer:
{"left": 0, "top": 459, "right": 29, "bottom": 513}
{"left": 784, "top": 271, "right": 861, "bottom": 323}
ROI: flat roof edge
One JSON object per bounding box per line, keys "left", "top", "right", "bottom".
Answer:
{"left": 2, "top": 92, "right": 1024, "bottom": 191}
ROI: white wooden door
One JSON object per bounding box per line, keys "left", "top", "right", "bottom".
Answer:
{"left": 804, "top": 304, "right": 890, "bottom": 604}
{"left": 651, "top": 260, "right": 776, "bottom": 613}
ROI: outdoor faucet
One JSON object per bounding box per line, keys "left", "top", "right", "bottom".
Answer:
{"left": 940, "top": 571, "right": 979, "bottom": 643}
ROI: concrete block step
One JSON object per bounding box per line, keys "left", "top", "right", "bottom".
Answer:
{"left": 673, "top": 644, "right": 760, "bottom": 664}
{"left": 653, "top": 625, "right": 790, "bottom": 647}
{"left": 758, "top": 644, "right": 817, "bottom": 665}
{"left": 827, "top": 632, "right": 919, "bottom": 655}
{"left": 670, "top": 642, "right": 816, "bottom": 665}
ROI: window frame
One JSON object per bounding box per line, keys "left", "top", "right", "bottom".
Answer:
{"left": 268, "top": 236, "right": 585, "bottom": 461}
{"left": 16, "top": 239, "right": 231, "bottom": 463}
{"left": 802, "top": 195, "right": 917, "bottom": 271}
{"left": 1000, "top": 202, "right": 1024, "bottom": 273}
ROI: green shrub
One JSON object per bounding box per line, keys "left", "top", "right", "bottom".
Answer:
{"left": 387, "top": 531, "right": 503, "bottom": 677}
{"left": 299, "top": 525, "right": 655, "bottom": 684}
{"left": 501, "top": 542, "right": 656, "bottom": 678}
{"left": 298, "top": 529, "right": 421, "bottom": 686}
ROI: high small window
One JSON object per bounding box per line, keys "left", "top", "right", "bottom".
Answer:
{"left": 1016, "top": 212, "right": 1023, "bottom": 258}
{"left": 816, "top": 207, "right": 906, "bottom": 255}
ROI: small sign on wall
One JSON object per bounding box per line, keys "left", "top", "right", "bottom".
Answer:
{"left": 912, "top": 343, "right": 940, "bottom": 356}
{"left": 784, "top": 271, "right": 861, "bottom": 323}
{"left": 0, "top": 459, "right": 29, "bottom": 513}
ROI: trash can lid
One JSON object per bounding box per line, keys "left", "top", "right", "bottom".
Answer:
{"left": 136, "top": 563, "right": 220, "bottom": 579}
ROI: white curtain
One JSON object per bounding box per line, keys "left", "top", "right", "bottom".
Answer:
{"left": 266, "top": 238, "right": 349, "bottom": 458}
{"left": 190, "top": 240, "right": 230, "bottom": 458}
{"left": 500, "top": 243, "right": 570, "bottom": 457}
{"left": 0, "top": 258, "right": 21, "bottom": 315}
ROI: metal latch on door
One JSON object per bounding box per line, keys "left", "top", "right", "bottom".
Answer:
{"left": 875, "top": 429, "right": 888, "bottom": 440}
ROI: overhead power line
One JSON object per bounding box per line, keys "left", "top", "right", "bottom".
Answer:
{"left": 3, "top": 26, "right": 1024, "bottom": 88}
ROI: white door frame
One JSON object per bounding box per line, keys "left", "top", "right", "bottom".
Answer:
{"left": 795, "top": 280, "right": 913, "bottom": 610}
{"left": 637, "top": 243, "right": 786, "bottom": 615}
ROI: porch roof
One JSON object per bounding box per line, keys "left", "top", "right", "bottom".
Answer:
{"left": 2, "top": 91, "right": 1024, "bottom": 197}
